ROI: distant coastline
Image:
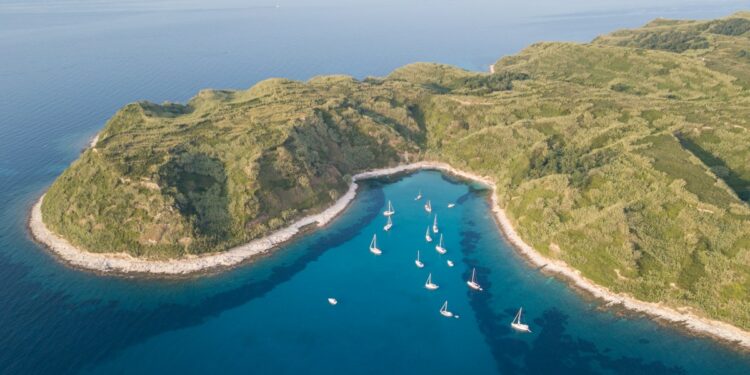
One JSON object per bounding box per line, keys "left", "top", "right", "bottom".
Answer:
{"left": 27, "top": 160, "right": 750, "bottom": 349}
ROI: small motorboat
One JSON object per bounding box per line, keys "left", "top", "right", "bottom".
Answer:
{"left": 446, "top": 260, "right": 454, "bottom": 267}
{"left": 448, "top": 203, "right": 455, "bottom": 208}
{"left": 511, "top": 307, "right": 532, "bottom": 332}
{"left": 424, "top": 273, "right": 439, "bottom": 290}
{"left": 466, "top": 267, "right": 482, "bottom": 291}
{"left": 328, "top": 298, "right": 338, "bottom": 305}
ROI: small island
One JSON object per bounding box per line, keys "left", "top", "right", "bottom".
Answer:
{"left": 31, "top": 13, "right": 750, "bottom": 347}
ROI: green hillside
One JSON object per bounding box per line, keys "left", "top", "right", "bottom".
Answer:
{"left": 43, "top": 13, "right": 750, "bottom": 328}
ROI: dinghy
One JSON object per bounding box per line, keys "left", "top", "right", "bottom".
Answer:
{"left": 424, "top": 273, "right": 439, "bottom": 290}
{"left": 435, "top": 234, "right": 447, "bottom": 254}
{"left": 383, "top": 200, "right": 395, "bottom": 216}
{"left": 383, "top": 215, "right": 393, "bottom": 231}
{"left": 511, "top": 307, "right": 532, "bottom": 332}
{"left": 369, "top": 234, "right": 382, "bottom": 255}
{"left": 328, "top": 298, "right": 338, "bottom": 305}
{"left": 415, "top": 190, "right": 422, "bottom": 200}
{"left": 466, "top": 267, "right": 482, "bottom": 291}
{"left": 432, "top": 215, "right": 439, "bottom": 233}
{"left": 439, "top": 301, "right": 453, "bottom": 318}
{"left": 424, "top": 200, "right": 432, "bottom": 213}
{"left": 446, "top": 260, "right": 454, "bottom": 267}
{"left": 415, "top": 250, "right": 424, "bottom": 268}
{"left": 425, "top": 227, "right": 432, "bottom": 242}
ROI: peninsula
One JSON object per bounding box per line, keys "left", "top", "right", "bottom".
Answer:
{"left": 32, "top": 13, "right": 750, "bottom": 344}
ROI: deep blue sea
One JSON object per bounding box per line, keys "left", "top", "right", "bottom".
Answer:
{"left": 2, "top": 1, "right": 750, "bottom": 373}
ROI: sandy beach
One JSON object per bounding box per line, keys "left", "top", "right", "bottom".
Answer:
{"left": 29, "top": 161, "right": 750, "bottom": 349}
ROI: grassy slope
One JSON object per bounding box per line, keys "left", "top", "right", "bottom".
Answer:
{"left": 43, "top": 13, "right": 750, "bottom": 328}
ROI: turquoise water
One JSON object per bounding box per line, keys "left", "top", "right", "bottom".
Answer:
{"left": 2, "top": 0, "right": 750, "bottom": 373}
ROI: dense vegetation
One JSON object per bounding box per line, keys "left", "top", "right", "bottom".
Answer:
{"left": 43, "top": 13, "right": 750, "bottom": 329}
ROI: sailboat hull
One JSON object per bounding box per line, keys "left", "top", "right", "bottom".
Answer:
{"left": 370, "top": 247, "right": 382, "bottom": 255}
{"left": 511, "top": 323, "right": 531, "bottom": 332}
{"left": 467, "top": 281, "right": 482, "bottom": 291}
{"left": 435, "top": 246, "right": 446, "bottom": 254}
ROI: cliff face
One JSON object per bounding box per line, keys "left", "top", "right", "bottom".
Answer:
{"left": 43, "top": 13, "right": 750, "bottom": 328}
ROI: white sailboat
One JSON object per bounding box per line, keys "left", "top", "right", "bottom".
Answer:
{"left": 415, "top": 250, "right": 424, "bottom": 268}
{"left": 435, "top": 234, "right": 447, "bottom": 254}
{"left": 424, "top": 200, "right": 432, "bottom": 213}
{"left": 446, "top": 260, "right": 454, "bottom": 267}
{"left": 383, "top": 215, "right": 393, "bottom": 231}
{"left": 432, "top": 214, "right": 439, "bottom": 233}
{"left": 425, "top": 227, "right": 432, "bottom": 242}
{"left": 448, "top": 203, "right": 455, "bottom": 208}
{"left": 511, "top": 307, "right": 531, "bottom": 332}
{"left": 383, "top": 200, "right": 395, "bottom": 216}
{"left": 424, "top": 273, "right": 439, "bottom": 290}
{"left": 415, "top": 190, "right": 422, "bottom": 200}
{"left": 369, "top": 234, "right": 382, "bottom": 255}
{"left": 439, "top": 301, "right": 453, "bottom": 318}
{"left": 467, "top": 267, "right": 482, "bottom": 291}
{"left": 327, "top": 298, "right": 338, "bottom": 305}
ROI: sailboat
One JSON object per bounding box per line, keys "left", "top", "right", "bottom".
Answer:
{"left": 383, "top": 215, "right": 393, "bottom": 231}
{"left": 424, "top": 273, "right": 439, "bottom": 290}
{"left": 383, "top": 200, "right": 395, "bottom": 216}
{"left": 369, "top": 234, "right": 382, "bottom": 255}
{"left": 435, "top": 234, "right": 447, "bottom": 254}
{"left": 432, "top": 215, "right": 439, "bottom": 233}
{"left": 511, "top": 307, "right": 531, "bottom": 332}
{"left": 328, "top": 298, "right": 338, "bottom": 305}
{"left": 424, "top": 200, "right": 432, "bottom": 213}
{"left": 415, "top": 190, "right": 422, "bottom": 200}
{"left": 448, "top": 203, "right": 455, "bottom": 208}
{"left": 415, "top": 250, "right": 424, "bottom": 268}
{"left": 439, "top": 301, "right": 453, "bottom": 318}
{"left": 425, "top": 227, "right": 432, "bottom": 242}
{"left": 466, "top": 267, "right": 482, "bottom": 291}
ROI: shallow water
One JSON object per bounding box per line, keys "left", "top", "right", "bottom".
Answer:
{"left": 2, "top": 0, "right": 750, "bottom": 373}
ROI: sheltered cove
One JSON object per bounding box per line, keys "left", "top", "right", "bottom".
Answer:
{"left": 29, "top": 161, "right": 750, "bottom": 350}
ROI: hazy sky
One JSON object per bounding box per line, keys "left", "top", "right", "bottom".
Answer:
{"left": 0, "top": 0, "right": 746, "bottom": 16}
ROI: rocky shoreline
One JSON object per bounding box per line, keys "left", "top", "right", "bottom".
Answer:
{"left": 29, "top": 161, "right": 750, "bottom": 349}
